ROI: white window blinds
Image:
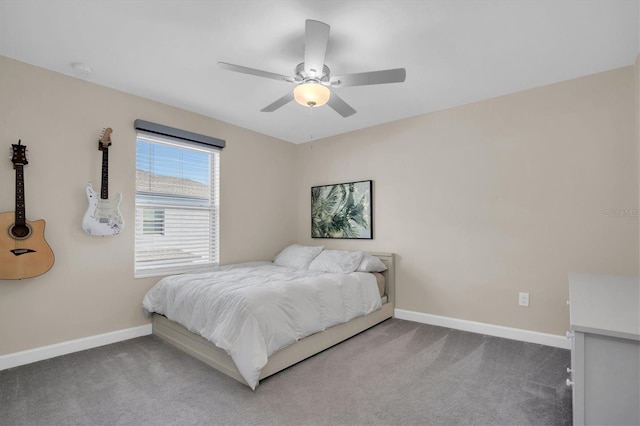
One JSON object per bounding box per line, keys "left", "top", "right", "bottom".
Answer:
{"left": 135, "top": 131, "right": 220, "bottom": 277}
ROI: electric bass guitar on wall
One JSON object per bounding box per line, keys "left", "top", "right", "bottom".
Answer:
{"left": 0, "top": 140, "right": 55, "bottom": 280}
{"left": 82, "top": 128, "right": 124, "bottom": 236}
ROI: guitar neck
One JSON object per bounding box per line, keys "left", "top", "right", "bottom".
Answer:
{"left": 100, "top": 147, "right": 109, "bottom": 200}
{"left": 14, "top": 164, "right": 26, "bottom": 227}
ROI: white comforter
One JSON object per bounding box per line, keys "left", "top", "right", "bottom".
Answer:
{"left": 142, "top": 261, "right": 382, "bottom": 389}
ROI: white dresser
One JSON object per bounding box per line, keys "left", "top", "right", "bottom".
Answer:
{"left": 568, "top": 273, "right": 640, "bottom": 426}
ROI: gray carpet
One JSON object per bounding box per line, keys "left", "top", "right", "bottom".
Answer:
{"left": 0, "top": 319, "right": 572, "bottom": 425}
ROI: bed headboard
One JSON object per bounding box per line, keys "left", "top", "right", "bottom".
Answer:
{"left": 368, "top": 252, "right": 395, "bottom": 307}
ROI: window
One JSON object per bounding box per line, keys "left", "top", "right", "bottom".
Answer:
{"left": 142, "top": 209, "right": 165, "bottom": 235}
{"left": 135, "top": 131, "right": 220, "bottom": 277}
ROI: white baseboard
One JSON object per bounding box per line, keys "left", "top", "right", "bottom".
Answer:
{"left": 394, "top": 309, "right": 570, "bottom": 349}
{"left": 1, "top": 312, "right": 569, "bottom": 371}
{"left": 0, "top": 324, "right": 153, "bottom": 371}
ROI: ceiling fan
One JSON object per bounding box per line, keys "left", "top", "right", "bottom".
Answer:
{"left": 218, "top": 19, "right": 406, "bottom": 118}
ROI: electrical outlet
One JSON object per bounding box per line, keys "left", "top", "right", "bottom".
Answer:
{"left": 519, "top": 292, "right": 530, "bottom": 307}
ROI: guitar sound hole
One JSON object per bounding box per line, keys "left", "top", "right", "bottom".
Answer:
{"left": 9, "top": 224, "right": 31, "bottom": 240}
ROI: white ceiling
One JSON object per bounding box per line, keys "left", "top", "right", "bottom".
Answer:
{"left": 0, "top": 1, "right": 638, "bottom": 144}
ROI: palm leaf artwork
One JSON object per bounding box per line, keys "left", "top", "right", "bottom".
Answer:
{"left": 311, "top": 181, "right": 372, "bottom": 239}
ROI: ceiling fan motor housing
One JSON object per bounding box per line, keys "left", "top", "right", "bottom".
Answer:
{"left": 295, "top": 62, "right": 331, "bottom": 83}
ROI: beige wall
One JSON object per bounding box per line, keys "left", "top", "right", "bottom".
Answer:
{"left": 0, "top": 56, "right": 297, "bottom": 355}
{"left": 1, "top": 54, "right": 637, "bottom": 356}
{"left": 636, "top": 54, "right": 640, "bottom": 275}
{"left": 295, "top": 66, "right": 639, "bottom": 335}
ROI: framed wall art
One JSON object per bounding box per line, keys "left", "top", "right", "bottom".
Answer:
{"left": 311, "top": 180, "right": 373, "bottom": 239}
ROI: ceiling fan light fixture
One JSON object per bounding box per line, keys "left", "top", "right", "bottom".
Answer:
{"left": 294, "top": 82, "right": 330, "bottom": 107}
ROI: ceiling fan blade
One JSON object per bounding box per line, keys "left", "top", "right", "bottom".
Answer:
{"left": 304, "top": 20, "right": 330, "bottom": 78}
{"left": 261, "top": 91, "right": 295, "bottom": 112}
{"left": 218, "top": 62, "right": 295, "bottom": 83}
{"left": 327, "top": 92, "right": 356, "bottom": 118}
{"left": 330, "top": 68, "right": 406, "bottom": 87}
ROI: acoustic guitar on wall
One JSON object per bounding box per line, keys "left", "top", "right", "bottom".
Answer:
{"left": 0, "top": 140, "right": 55, "bottom": 280}
{"left": 82, "top": 128, "right": 124, "bottom": 236}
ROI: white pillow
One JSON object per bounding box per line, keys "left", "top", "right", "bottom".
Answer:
{"left": 308, "top": 250, "right": 365, "bottom": 274}
{"left": 356, "top": 254, "right": 388, "bottom": 272}
{"left": 274, "top": 244, "right": 324, "bottom": 269}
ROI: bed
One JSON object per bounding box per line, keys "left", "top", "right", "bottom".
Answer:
{"left": 143, "top": 248, "right": 394, "bottom": 389}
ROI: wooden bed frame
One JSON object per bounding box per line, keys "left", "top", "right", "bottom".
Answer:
{"left": 151, "top": 252, "right": 395, "bottom": 388}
